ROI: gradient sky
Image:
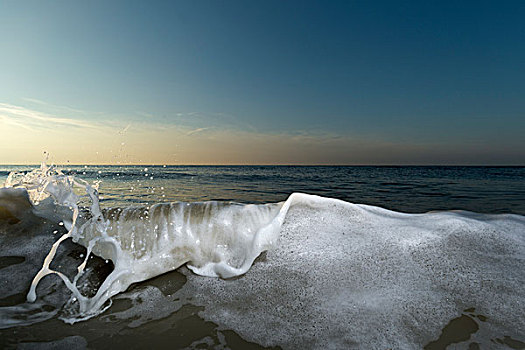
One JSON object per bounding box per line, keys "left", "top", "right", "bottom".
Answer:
{"left": 0, "top": 0, "right": 524, "bottom": 164}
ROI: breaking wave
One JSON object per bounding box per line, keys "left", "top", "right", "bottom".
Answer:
{"left": 1, "top": 163, "right": 524, "bottom": 348}
{"left": 1, "top": 163, "right": 306, "bottom": 322}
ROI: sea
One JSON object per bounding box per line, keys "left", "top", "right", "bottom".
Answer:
{"left": 0, "top": 165, "right": 524, "bottom": 349}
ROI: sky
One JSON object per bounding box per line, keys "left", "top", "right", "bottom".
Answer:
{"left": 0, "top": 0, "right": 524, "bottom": 165}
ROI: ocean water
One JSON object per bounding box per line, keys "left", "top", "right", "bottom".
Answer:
{"left": 1, "top": 165, "right": 524, "bottom": 213}
{"left": 0, "top": 165, "right": 524, "bottom": 349}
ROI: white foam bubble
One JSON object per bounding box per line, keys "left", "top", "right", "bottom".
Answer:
{"left": 175, "top": 196, "right": 525, "bottom": 349}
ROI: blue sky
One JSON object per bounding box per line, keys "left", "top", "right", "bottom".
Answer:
{"left": 0, "top": 0, "right": 524, "bottom": 164}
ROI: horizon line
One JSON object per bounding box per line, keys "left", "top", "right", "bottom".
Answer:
{"left": 1, "top": 163, "right": 524, "bottom": 167}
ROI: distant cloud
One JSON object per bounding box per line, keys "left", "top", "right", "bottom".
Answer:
{"left": 171, "top": 111, "right": 257, "bottom": 132}
{"left": 186, "top": 127, "right": 211, "bottom": 136}
{"left": 22, "top": 97, "right": 88, "bottom": 115}
{"left": 0, "top": 113, "right": 36, "bottom": 131}
{"left": 0, "top": 102, "right": 98, "bottom": 130}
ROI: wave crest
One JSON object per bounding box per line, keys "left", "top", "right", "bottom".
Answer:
{"left": 2, "top": 163, "right": 300, "bottom": 322}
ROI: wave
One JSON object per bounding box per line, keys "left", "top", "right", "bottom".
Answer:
{"left": 1, "top": 163, "right": 525, "bottom": 348}
{"left": 1, "top": 163, "right": 304, "bottom": 322}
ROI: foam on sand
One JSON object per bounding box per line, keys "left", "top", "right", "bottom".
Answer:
{"left": 1, "top": 164, "right": 524, "bottom": 348}
{"left": 173, "top": 197, "right": 525, "bottom": 348}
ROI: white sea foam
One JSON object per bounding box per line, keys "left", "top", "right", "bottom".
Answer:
{"left": 2, "top": 164, "right": 296, "bottom": 320}
{"left": 1, "top": 165, "right": 524, "bottom": 348}
{"left": 175, "top": 198, "right": 525, "bottom": 348}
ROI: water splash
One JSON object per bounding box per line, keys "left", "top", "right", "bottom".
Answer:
{"left": 4, "top": 162, "right": 116, "bottom": 318}
{"left": 3, "top": 162, "right": 301, "bottom": 322}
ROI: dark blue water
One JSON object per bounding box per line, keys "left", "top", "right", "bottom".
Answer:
{"left": 2, "top": 165, "right": 524, "bottom": 215}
